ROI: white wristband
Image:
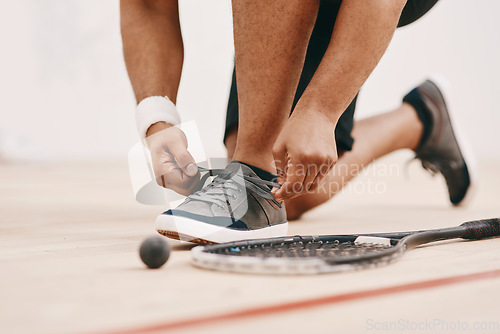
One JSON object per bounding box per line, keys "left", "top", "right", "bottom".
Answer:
{"left": 135, "top": 96, "right": 181, "bottom": 140}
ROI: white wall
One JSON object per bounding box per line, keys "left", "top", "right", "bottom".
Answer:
{"left": 0, "top": 0, "right": 498, "bottom": 161}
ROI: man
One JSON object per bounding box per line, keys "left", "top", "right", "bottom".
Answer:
{"left": 121, "top": 0, "right": 473, "bottom": 244}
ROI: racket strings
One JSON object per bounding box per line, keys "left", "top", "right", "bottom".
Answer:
{"left": 218, "top": 240, "right": 393, "bottom": 259}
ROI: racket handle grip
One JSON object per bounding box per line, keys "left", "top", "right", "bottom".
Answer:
{"left": 460, "top": 218, "right": 500, "bottom": 240}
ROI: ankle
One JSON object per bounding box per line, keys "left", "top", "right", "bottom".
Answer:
{"left": 232, "top": 149, "right": 275, "bottom": 174}
{"left": 400, "top": 103, "right": 424, "bottom": 151}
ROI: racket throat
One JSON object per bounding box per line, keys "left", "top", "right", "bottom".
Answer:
{"left": 403, "top": 227, "right": 467, "bottom": 249}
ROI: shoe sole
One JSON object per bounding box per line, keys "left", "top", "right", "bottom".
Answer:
{"left": 155, "top": 214, "right": 289, "bottom": 244}
{"left": 427, "top": 74, "right": 478, "bottom": 207}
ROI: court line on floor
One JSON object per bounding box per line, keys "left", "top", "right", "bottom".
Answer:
{"left": 104, "top": 268, "right": 500, "bottom": 334}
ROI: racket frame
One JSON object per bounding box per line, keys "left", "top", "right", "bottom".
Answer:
{"left": 190, "top": 224, "right": 486, "bottom": 275}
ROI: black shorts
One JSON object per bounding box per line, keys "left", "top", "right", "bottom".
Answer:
{"left": 224, "top": 0, "right": 440, "bottom": 152}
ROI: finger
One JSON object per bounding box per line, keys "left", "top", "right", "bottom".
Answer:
{"left": 175, "top": 151, "right": 198, "bottom": 177}
{"left": 307, "top": 167, "right": 328, "bottom": 193}
{"left": 154, "top": 156, "right": 183, "bottom": 186}
{"left": 155, "top": 160, "right": 200, "bottom": 195}
{"left": 275, "top": 158, "right": 306, "bottom": 201}
{"left": 307, "top": 159, "right": 336, "bottom": 193}
{"left": 272, "top": 144, "right": 288, "bottom": 196}
{"left": 302, "top": 164, "right": 317, "bottom": 193}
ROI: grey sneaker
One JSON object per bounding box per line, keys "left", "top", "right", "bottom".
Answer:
{"left": 404, "top": 76, "right": 476, "bottom": 206}
{"left": 155, "top": 161, "right": 288, "bottom": 244}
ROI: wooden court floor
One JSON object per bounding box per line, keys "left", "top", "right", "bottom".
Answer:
{"left": 1, "top": 155, "right": 499, "bottom": 334}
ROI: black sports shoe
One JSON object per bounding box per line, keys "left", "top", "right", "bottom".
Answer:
{"left": 403, "top": 76, "right": 476, "bottom": 206}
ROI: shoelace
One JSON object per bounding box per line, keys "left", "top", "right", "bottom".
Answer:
{"left": 187, "top": 167, "right": 282, "bottom": 209}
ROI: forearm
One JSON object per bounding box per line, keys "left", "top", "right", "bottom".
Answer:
{"left": 295, "top": 0, "right": 407, "bottom": 121}
{"left": 120, "top": 0, "right": 183, "bottom": 103}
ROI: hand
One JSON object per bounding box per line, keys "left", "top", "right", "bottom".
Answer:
{"left": 146, "top": 122, "right": 200, "bottom": 196}
{"left": 271, "top": 109, "right": 338, "bottom": 201}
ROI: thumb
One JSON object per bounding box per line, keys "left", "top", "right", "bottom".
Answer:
{"left": 164, "top": 128, "right": 198, "bottom": 177}
{"left": 169, "top": 141, "right": 198, "bottom": 177}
